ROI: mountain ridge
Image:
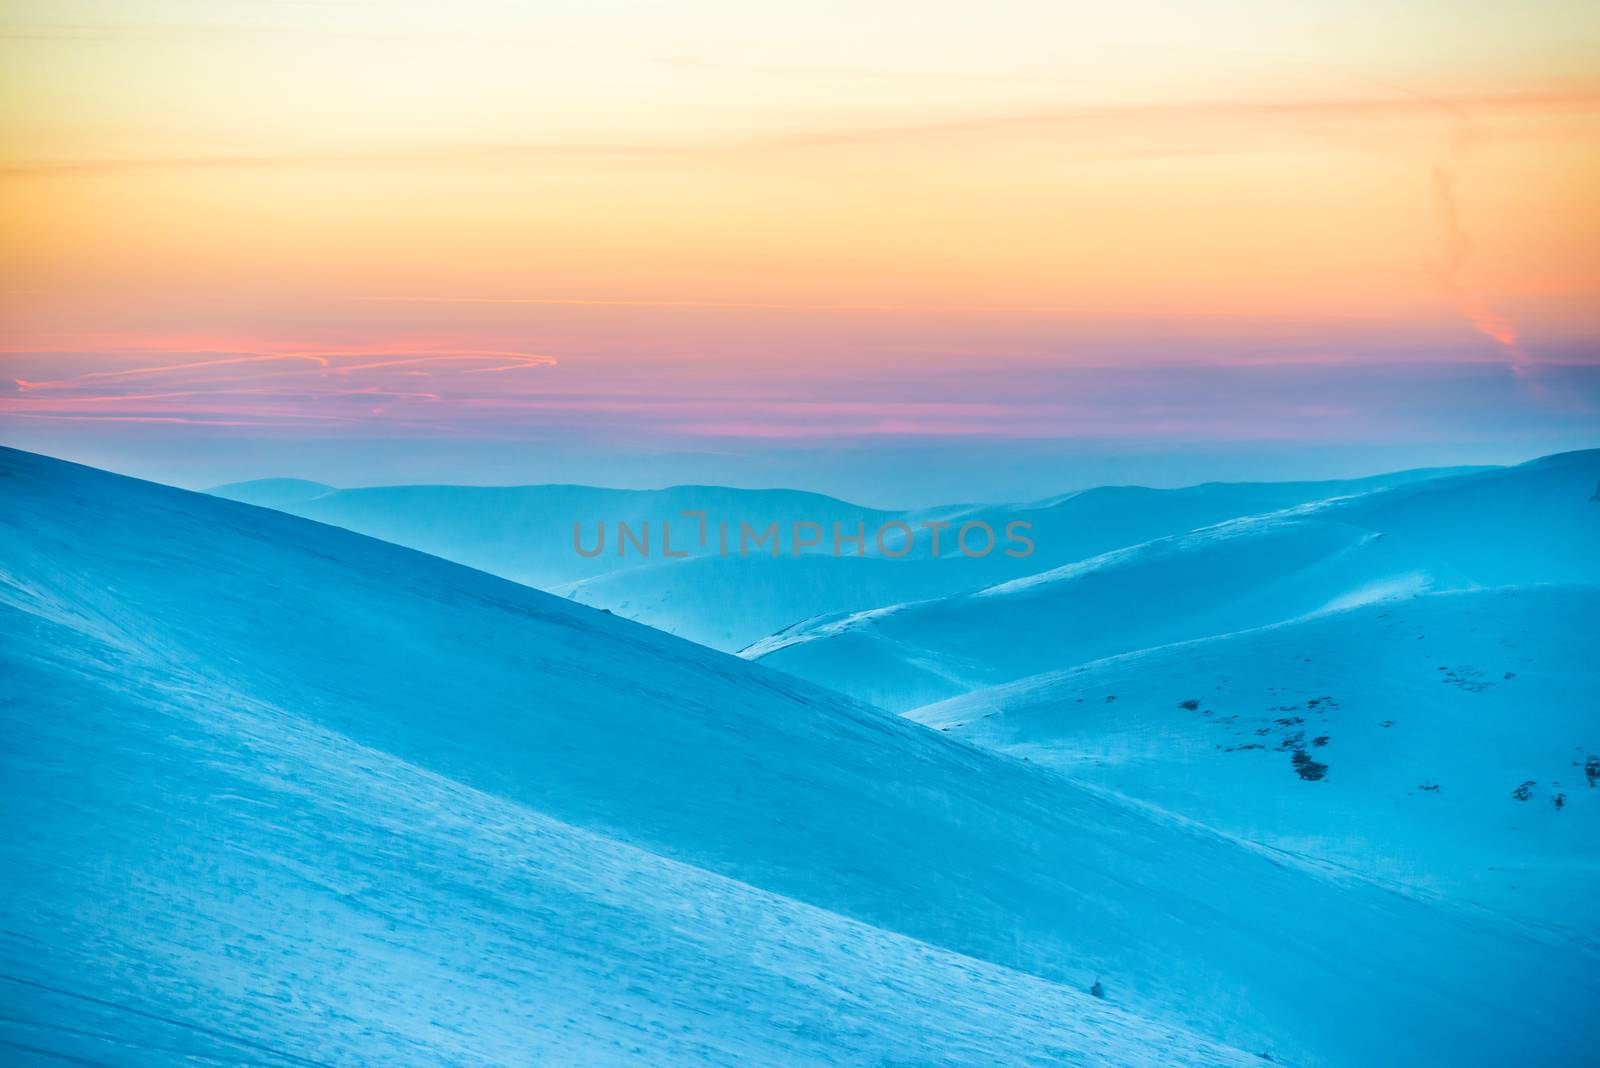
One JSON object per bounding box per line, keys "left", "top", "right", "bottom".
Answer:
{"left": 210, "top": 462, "right": 1498, "bottom": 649}
{"left": 747, "top": 450, "right": 1600, "bottom": 709}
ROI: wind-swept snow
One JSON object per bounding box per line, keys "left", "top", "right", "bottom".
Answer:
{"left": 6, "top": 446, "right": 1599, "bottom": 1064}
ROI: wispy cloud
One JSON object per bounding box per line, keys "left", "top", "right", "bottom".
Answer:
{"left": 5, "top": 89, "right": 1594, "bottom": 177}
{"left": 347, "top": 295, "right": 1405, "bottom": 321}
{"left": 1, "top": 342, "right": 558, "bottom": 431}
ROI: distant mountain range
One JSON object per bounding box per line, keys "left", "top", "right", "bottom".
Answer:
{"left": 210, "top": 464, "right": 1485, "bottom": 650}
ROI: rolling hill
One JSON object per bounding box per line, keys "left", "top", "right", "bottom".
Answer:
{"left": 748, "top": 451, "right": 1600, "bottom": 711}
{"left": 7, "top": 446, "right": 1598, "bottom": 1064}
{"left": 911, "top": 585, "right": 1600, "bottom": 930}
{"left": 211, "top": 467, "right": 1480, "bottom": 650}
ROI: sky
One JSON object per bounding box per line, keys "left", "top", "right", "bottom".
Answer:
{"left": 1, "top": 1, "right": 1597, "bottom": 503}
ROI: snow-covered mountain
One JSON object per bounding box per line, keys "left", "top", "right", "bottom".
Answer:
{"left": 211, "top": 467, "right": 1477, "bottom": 650}
{"left": 8, "top": 445, "right": 1599, "bottom": 1065}
{"left": 748, "top": 451, "right": 1600, "bottom": 711}
{"left": 205, "top": 479, "right": 904, "bottom": 589}
{"left": 911, "top": 585, "right": 1600, "bottom": 930}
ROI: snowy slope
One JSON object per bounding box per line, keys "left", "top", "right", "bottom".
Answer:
{"left": 1333, "top": 452, "right": 1600, "bottom": 586}
{"left": 2, "top": 602, "right": 1255, "bottom": 1068}
{"left": 207, "top": 480, "right": 904, "bottom": 589}
{"left": 214, "top": 469, "right": 1476, "bottom": 651}
{"left": 554, "top": 471, "right": 1484, "bottom": 650}
{"left": 911, "top": 586, "right": 1600, "bottom": 931}
{"left": 6, "top": 446, "right": 1599, "bottom": 1065}
{"left": 553, "top": 551, "right": 989, "bottom": 650}
{"left": 207, "top": 476, "right": 335, "bottom": 510}
{"left": 750, "top": 451, "right": 1600, "bottom": 710}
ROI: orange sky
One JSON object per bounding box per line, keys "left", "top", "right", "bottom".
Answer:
{"left": 1, "top": 1, "right": 1597, "bottom": 472}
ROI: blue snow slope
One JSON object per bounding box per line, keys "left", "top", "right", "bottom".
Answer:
{"left": 749, "top": 450, "right": 1600, "bottom": 711}
{"left": 211, "top": 467, "right": 1479, "bottom": 650}
{"left": 912, "top": 585, "right": 1600, "bottom": 931}
{"left": 3, "top": 446, "right": 1597, "bottom": 1066}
